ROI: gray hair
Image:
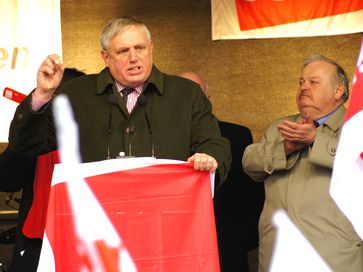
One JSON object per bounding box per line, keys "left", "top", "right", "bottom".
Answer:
{"left": 100, "top": 16, "right": 151, "bottom": 50}
{"left": 303, "top": 54, "right": 350, "bottom": 102}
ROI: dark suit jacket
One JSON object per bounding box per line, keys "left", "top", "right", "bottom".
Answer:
{"left": 0, "top": 147, "right": 41, "bottom": 272}
{"left": 9, "top": 66, "right": 230, "bottom": 180}
{"left": 214, "top": 121, "right": 265, "bottom": 271}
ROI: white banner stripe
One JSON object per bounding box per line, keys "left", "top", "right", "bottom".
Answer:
{"left": 52, "top": 157, "right": 187, "bottom": 186}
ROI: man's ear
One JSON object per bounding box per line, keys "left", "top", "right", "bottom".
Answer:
{"left": 334, "top": 83, "right": 345, "bottom": 101}
{"left": 101, "top": 50, "right": 109, "bottom": 66}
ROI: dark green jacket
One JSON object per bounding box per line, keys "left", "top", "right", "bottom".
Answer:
{"left": 9, "top": 65, "right": 231, "bottom": 181}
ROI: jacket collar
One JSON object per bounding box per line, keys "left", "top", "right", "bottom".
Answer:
{"left": 143, "top": 65, "right": 164, "bottom": 95}
{"left": 96, "top": 67, "right": 115, "bottom": 95}
{"left": 324, "top": 104, "right": 346, "bottom": 132}
{"left": 95, "top": 65, "right": 164, "bottom": 95}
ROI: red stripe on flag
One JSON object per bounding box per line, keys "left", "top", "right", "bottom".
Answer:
{"left": 235, "top": 0, "right": 363, "bottom": 31}
{"left": 23, "top": 150, "right": 60, "bottom": 239}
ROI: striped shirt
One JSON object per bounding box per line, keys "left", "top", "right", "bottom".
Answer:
{"left": 115, "top": 81, "right": 143, "bottom": 113}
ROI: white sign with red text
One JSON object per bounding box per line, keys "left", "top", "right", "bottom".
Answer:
{"left": 0, "top": 0, "right": 62, "bottom": 142}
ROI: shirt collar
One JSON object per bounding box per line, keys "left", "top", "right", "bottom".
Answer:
{"left": 316, "top": 106, "right": 341, "bottom": 126}
{"left": 114, "top": 81, "right": 143, "bottom": 95}
{"left": 96, "top": 65, "right": 164, "bottom": 95}
{"left": 322, "top": 105, "right": 346, "bottom": 132}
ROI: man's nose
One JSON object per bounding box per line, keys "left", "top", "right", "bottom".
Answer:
{"left": 300, "top": 82, "right": 309, "bottom": 90}
{"left": 128, "top": 48, "right": 137, "bottom": 61}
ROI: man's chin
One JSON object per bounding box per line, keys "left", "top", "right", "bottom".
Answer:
{"left": 125, "top": 76, "right": 145, "bottom": 86}
{"left": 299, "top": 107, "right": 318, "bottom": 119}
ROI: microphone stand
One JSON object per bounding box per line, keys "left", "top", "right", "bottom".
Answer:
{"left": 137, "top": 95, "right": 155, "bottom": 157}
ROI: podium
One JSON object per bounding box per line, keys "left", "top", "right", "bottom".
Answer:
{"left": 37, "top": 157, "right": 220, "bottom": 272}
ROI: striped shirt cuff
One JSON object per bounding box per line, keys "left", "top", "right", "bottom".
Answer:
{"left": 31, "top": 92, "right": 52, "bottom": 111}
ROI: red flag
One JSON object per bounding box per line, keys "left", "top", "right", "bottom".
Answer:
{"left": 330, "top": 39, "right": 363, "bottom": 239}
{"left": 38, "top": 159, "right": 219, "bottom": 271}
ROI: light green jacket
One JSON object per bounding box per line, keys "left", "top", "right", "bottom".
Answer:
{"left": 242, "top": 105, "right": 363, "bottom": 272}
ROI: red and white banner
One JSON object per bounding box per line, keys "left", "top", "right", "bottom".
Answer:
{"left": 38, "top": 158, "right": 219, "bottom": 271}
{"left": 212, "top": 0, "right": 363, "bottom": 40}
{"left": 0, "top": 0, "right": 62, "bottom": 142}
{"left": 330, "top": 39, "right": 363, "bottom": 239}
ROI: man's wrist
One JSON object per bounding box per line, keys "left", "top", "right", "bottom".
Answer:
{"left": 31, "top": 91, "right": 53, "bottom": 111}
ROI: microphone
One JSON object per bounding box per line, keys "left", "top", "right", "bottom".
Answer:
{"left": 126, "top": 126, "right": 135, "bottom": 156}
{"left": 106, "top": 89, "right": 134, "bottom": 159}
{"left": 106, "top": 89, "right": 118, "bottom": 159}
{"left": 137, "top": 95, "right": 155, "bottom": 157}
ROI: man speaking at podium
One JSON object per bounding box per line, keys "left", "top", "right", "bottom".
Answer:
{"left": 6, "top": 15, "right": 231, "bottom": 271}
{"left": 8, "top": 15, "right": 231, "bottom": 180}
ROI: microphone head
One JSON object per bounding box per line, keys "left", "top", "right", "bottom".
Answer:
{"left": 137, "top": 94, "right": 148, "bottom": 107}
{"left": 126, "top": 126, "right": 135, "bottom": 135}
{"left": 108, "top": 94, "right": 118, "bottom": 105}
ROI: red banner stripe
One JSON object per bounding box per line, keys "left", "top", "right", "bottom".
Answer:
{"left": 235, "top": 0, "right": 363, "bottom": 31}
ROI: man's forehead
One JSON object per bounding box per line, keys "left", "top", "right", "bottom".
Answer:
{"left": 305, "top": 60, "right": 335, "bottom": 71}
{"left": 303, "top": 61, "right": 335, "bottom": 75}
{"left": 117, "top": 25, "right": 147, "bottom": 38}
{"left": 110, "top": 33, "right": 149, "bottom": 49}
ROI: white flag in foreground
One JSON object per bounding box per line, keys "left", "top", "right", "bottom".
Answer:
{"left": 330, "top": 40, "right": 363, "bottom": 239}
{"left": 38, "top": 95, "right": 137, "bottom": 271}
{"left": 270, "top": 210, "right": 331, "bottom": 272}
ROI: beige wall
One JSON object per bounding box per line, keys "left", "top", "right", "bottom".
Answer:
{"left": 1, "top": 0, "right": 362, "bottom": 151}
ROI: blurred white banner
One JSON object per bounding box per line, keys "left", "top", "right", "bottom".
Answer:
{"left": 270, "top": 210, "right": 331, "bottom": 272}
{"left": 0, "top": 0, "right": 62, "bottom": 142}
{"left": 330, "top": 39, "right": 363, "bottom": 240}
